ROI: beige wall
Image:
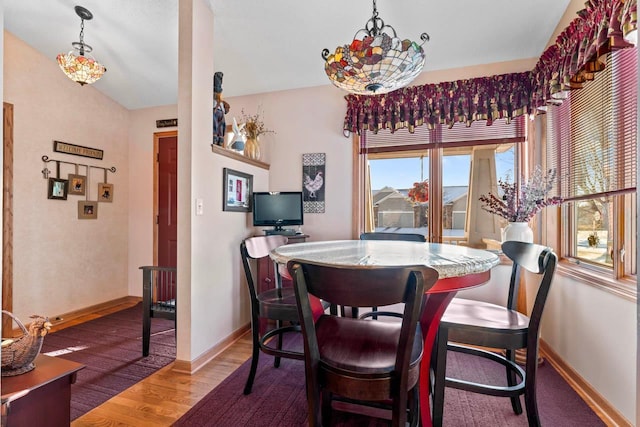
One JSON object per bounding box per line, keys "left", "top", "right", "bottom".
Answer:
{"left": 4, "top": 31, "right": 130, "bottom": 322}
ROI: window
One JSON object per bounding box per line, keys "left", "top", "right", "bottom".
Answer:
{"left": 362, "top": 117, "right": 524, "bottom": 245}
{"left": 546, "top": 48, "right": 637, "bottom": 283}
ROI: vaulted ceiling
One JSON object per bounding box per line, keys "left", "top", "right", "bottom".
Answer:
{"left": 5, "top": 1, "right": 571, "bottom": 110}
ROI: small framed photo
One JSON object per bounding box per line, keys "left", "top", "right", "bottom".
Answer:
{"left": 68, "top": 174, "right": 86, "bottom": 196}
{"left": 223, "top": 168, "right": 252, "bottom": 212}
{"left": 78, "top": 201, "right": 98, "bottom": 219}
{"left": 98, "top": 183, "right": 114, "bottom": 203}
{"left": 47, "top": 178, "right": 68, "bottom": 200}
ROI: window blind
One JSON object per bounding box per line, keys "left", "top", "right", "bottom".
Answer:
{"left": 362, "top": 116, "right": 525, "bottom": 154}
{"left": 546, "top": 48, "right": 638, "bottom": 201}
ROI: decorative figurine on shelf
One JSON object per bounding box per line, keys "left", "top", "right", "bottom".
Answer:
{"left": 1, "top": 311, "right": 52, "bottom": 376}
{"left": 229, "top": 117, "right": 246, "bottom": 153}
{"left": 213, "top": 71, "right": 230, "bottom": 146}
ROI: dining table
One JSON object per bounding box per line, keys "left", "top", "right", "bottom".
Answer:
{"left": 270, "top": 239, "right": 500, "bottom": 427}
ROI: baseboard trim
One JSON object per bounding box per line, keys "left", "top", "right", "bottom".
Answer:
{"left": 17, "top": 296, "right": 142, "bottom": 335}
{"left": 173, "top": 323, "right": 251, "bottom": 374}
{"left": 540, "top": 339, "right": 631, "bottom": 427}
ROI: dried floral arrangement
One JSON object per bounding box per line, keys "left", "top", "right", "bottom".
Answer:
{"left": 407, "top": 180, "right": 429, "bottom": 203}
{"left": 240, "top": 109, "right": 275, "bottom": 140}
{"left": 479, "top": 166, "right": 563, "bottom": 223}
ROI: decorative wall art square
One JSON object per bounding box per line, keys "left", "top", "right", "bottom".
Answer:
{"left": 68, "top": 174, "right": 86, "bottom": 196}
{"left": 47, "top": 178, "right": 68, "bottom": 200}
{"left": 302, "top": 153, "right": 325, "bottom": 213}
{"left": 223, "top": 168, "right": 252, "bottom": 212}
{"left": 98, "top": 183, "right": 114, "bottom": 202}
{"left": 78, "top": 201, "right": 98, "bottom": 219}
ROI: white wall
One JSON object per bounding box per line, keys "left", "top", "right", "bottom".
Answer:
{"left": 4, "top": 31, "right": 130, "bottom": 322}
{"left": 227, "top": 85, "right": 353, "bottom": 242}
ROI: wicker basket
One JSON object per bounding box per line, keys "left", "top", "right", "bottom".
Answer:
{"left": 1, "top": 310, "right": 46, "bottom": 376}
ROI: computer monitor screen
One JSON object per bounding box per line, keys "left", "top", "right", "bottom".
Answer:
{"left": 252, "top": 192, "right": 304, "bottom": 230}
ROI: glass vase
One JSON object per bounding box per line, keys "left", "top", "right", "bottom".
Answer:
{"left": 502, "top": 222, "right": 534, "bottom": 243}
{"left": 244, "top": 137, "right": 261, "bottom": 160}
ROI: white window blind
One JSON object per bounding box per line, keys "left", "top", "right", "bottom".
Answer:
{"left": 362, "top": 116, "right": 525, "bottom": 154}
{"left": 546, "top": 48, "right": 638, "bottom": 201}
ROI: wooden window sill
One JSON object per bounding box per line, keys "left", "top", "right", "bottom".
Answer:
{"left": 211, "top": 144, "right": 269, "bottom": 170}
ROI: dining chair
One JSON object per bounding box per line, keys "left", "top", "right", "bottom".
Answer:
{"left": 431, "top": 240, "right": 557, "bottom": 427}
{"left": 240, "top": 235, "right": 327, "bottom": 395}
{"left": 288, "top": 259, "right": 439, "bottom": 427}
{"left": 358, "top": 232, "right": 427, "bottom": 319}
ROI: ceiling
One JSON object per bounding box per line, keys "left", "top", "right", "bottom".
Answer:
{"left": 4, "top": 1, "right": 571, "bottom": 110}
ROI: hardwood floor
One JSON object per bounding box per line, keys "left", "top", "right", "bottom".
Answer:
{"left": 55, "top": 302, "right": 253, "bottom": 427}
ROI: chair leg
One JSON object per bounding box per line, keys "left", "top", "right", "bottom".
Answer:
{"left": 408, "top": 385, "right": 420, "bottom": 427}
{"left": 274, "top": 319, "right": 282, "bottom": 368}
{"left": 243, "top": 317, "right": 261, "bottom": 395}
{"left": 524, "top": 346, "right": 541, "bottom": 427}
{"left": 505, "top": 349, "right": 523, "bottom": 415}
{"left": 392, "top": 388, "right": 408, "bottom": 427}
{"left": 431, "top": 328, "right": 448, "bottom": 427}
{"left": 321, "top": 390, "right": 332, "bottom": 426}
{"left": 142, "top": 311, "right": 151, "bottom": 357}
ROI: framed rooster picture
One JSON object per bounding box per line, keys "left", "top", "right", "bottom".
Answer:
{"left": 302, "top": 153, "right": 325, "bottom": 213}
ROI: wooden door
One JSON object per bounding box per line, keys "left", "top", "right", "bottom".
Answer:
{"left": 154, "top": 132, "right": 177, "bottom": 273}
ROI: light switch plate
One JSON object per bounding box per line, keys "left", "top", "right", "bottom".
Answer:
{"left": 196, "top": 198, "right": 204, "bottom": 215}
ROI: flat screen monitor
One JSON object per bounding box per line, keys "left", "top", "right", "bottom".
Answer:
{"left": 253, "top": 192, "right": 304, "bottom": 232}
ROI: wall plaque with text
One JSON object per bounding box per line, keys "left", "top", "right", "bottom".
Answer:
{"left": 53, "top": 141, "right": 104, "bottom": 160}
{"left": 156, "top": 118, "right": 178, "bottom": 128}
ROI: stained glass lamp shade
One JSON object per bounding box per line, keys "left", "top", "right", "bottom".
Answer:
{"left": 322, "top": 0, "right": 429, "bottom": 95}
{"left": 56, "top": 6, "right": 106, "bottom": 86}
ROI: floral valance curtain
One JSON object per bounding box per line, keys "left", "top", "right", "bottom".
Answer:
{"left": 343, "top": 0, "right": 637, "bottom": 135}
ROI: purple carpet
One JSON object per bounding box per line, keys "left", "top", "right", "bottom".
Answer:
{"left": 40, "top": 304, "right": 176, "bottom": 421}
{"left": 175, "top": 338, "right": 604, "bottom": 426}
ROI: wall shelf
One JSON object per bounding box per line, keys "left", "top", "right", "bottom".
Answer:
{"left": 211, "top": 144, "right": 269, "bottom": 170}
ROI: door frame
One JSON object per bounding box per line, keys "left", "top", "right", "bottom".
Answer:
{"left": 3, "top": 103, "right": 14, "bottom": 333}
{"left": 153, "top": 131, "right": 177, "bottom": 266}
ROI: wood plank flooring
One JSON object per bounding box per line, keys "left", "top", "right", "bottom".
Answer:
{"left": 57, "top": 302, "right": 253, "bottom": 427}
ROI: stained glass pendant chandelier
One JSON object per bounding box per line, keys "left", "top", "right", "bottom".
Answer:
{"left": 322, "top": 0, "right": 429, "bottom": 95}
{"left": 57, "top": 6, "right": 107, "bottom": 86}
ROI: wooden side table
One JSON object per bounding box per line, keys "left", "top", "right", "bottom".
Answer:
{"left": 1, "top": 354, "right": 84, "bottom": 427}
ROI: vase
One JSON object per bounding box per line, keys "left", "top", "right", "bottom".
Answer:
{"left": 502, "top": 222, "right": 534, "bottom": 243}
{"left": 244, "top": 137, "right": 261, "bottom": 160}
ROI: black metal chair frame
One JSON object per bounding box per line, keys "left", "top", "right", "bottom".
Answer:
{"left": 431, "top": 240, "right": 557, "bottom": 427}
{"left": 140, "top": 266, "right": 177, "bottom": 357}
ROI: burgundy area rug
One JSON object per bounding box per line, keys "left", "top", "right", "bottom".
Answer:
{"left": 40, "top": 303, "right": 176, "bottom": 421}
{"left": 175, "top": 339, "right": 605, "bottom": 427}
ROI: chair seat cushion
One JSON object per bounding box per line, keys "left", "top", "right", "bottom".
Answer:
{"left": 316, "top": 316, "right": 422, "bottom": 377}
{"left": 258, "top": 288, "right": 325, "bottom": 322}
{"left": 441, "top": 298, "right": 530, "bottom": 333}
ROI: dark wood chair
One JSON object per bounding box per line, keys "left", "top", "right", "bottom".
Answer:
{"left": 358, "top": 232, "right": 427, "bottom": 319}
{"left": 140, "top": 266, "right": 177, "bottom": 357}
{"left": 288, "top": 260, "right": 439, "bottom": 427}
{"left": 431, "top": 241, "right": 557, "bottom": 427}
{"left": 359, "top": 232, "right": 427, "bottom": 242}
{"left": 240, "top": 235, "right": 327, "bottom": 395}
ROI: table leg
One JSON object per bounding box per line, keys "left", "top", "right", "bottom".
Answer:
{"left": 419, "top": 291, "right": 456, "bottom": 427}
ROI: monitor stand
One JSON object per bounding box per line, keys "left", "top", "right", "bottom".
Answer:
{"left": 265, "top": 227, "right": 296, "bottom": 236}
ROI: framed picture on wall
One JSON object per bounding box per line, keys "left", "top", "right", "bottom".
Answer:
{"left": 68, "top": 174, "right": 86, "bottom": 196}
{"left": 98, "top": 182, "right": 114, "bottom": 202}
{"left": 47, "top": 178, "right": 68, "bottom": 200}
{"left": 223, "top": 168, "right": 252, "bottom": 212}
{"left": 78, "top": 201, "right": 98, "bottom": 219}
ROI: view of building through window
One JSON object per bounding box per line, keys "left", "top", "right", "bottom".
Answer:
{"left": 369, "top": 145, "right": 516, "bottom": 243}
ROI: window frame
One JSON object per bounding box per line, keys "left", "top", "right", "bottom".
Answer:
{"left": 542, "top": 47, "right": 638, "bottom": 301}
